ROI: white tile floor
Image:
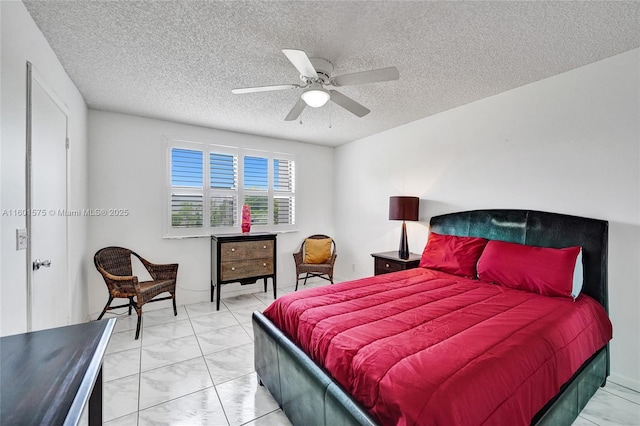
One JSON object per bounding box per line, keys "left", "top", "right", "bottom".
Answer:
{"left": 102, "top": 281, "right": 640, "bottom": 426}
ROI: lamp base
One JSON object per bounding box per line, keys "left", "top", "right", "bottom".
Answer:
{"left": 398, "top": 221, "right": 409, "bottom": 260}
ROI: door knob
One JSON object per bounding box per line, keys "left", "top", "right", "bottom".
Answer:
{"left": 33, "top": 259, "right": 51, "bottom": 271}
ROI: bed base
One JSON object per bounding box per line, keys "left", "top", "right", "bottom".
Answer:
{"left": 253, "top": 311, "right": 376, "bottom": 426}
{"left": 253, "top": 311, "right": 607, "bottom": 426}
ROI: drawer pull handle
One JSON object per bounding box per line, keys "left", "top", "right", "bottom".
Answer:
{"left": 231, "top": 267, "right": 235, "bottom": 271}
{"left": 385, "top": 263, "right": 390, "bottom": 268}
{"left": 263, "top": 245, "right": 267, "bottom": 249}
{"left": 263, "top": 263, "right": 267, "bottom": 267}
{"left": 231, "top": 248, "right": 235, "bottom": 252}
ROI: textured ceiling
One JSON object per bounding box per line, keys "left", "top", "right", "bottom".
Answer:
{"left": 23, "top": 1, "right": 640, "bottom": 147}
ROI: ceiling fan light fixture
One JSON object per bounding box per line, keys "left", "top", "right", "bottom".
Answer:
{"left": 301, "top": 85, "right": 330, "bottom": 107}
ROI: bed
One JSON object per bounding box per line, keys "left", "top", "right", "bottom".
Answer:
{"left": 252, "top": 209, "right": 611, "bottom": 425}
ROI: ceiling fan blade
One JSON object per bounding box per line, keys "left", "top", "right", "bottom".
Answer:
{"left": 329, "top": 90, "right": 370, "bottom": 117}
{"left": 282, "top": 49, "right": 318, "bottom": 78}
{"left": 332, "top": 67, "right": 399, "bottom": 87}
{"left": 232, "top": 84, "right": 300, "bottom": 94}
{"left": 285, "top": 98, "right": 306, "bottom": 121}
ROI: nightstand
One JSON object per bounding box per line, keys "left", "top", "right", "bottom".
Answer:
{"left": 371, "top": 251, "right": 421, "bottom": 276}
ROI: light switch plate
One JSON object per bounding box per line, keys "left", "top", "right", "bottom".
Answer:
{"left": 16, "top": 229, "right": 27, "bottom": 250}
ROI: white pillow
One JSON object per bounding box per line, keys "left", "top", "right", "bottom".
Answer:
{"left": 572, "top": 248, "right": 583, "bottom": 299}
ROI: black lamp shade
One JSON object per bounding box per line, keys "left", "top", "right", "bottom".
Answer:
{"left": 389, "top": 196, "right": 419, "bottom": 221}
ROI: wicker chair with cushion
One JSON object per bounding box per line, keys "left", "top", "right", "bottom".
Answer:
{"left": 94, "top": 247, "right": 178, "bottom": 339}
{"left": 293, "top": 235, "right": 337, "bottom": 291}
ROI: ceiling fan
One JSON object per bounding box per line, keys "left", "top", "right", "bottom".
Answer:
{"left": 232, "top": 49, "right": 400, "bottom": 121}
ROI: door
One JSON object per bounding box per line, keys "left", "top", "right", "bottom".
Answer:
{"left": 27, "top": 62, "right": 69, "bottom": 331}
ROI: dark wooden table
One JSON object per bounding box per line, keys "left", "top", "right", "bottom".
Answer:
{"left": 1, "top": 318, "right": 115, "bottom": 425}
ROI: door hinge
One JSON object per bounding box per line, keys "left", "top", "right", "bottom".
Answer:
{"left": 66, "top": 137, "right": 70, "bottom": 149}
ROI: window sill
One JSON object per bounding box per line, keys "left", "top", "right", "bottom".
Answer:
{"left": 162, "top": 229, "right": 298, "bottom": 239}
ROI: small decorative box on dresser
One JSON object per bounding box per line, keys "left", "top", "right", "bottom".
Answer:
{"left": 211, "top": 233, "right": 277, "bottom": 310}
{"left": 371, "top": 251, "right": 421, "bottom": 275}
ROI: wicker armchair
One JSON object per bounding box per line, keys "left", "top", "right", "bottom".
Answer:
{"left": 94, "top": 247, "right": 178, "bottom": 339}
{"left": 293, "top": 235, "right": 337, "bottom": 291}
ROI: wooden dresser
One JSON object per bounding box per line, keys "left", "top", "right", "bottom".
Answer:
{"left": 1, "top": 318, "right": 115, "bottom": 425}
{"left": 211, "top": 233, "right": 277, "bottom": 310}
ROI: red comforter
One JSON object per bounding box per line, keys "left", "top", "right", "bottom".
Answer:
{"left": 263, "top": 268, "right": 612, "bottom": 426}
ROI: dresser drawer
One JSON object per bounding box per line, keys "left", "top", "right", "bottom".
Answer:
{"left": 220, "top": 240, "right": 274, "bottom": 261}
{"left": 374, "top": 257, "right": 404, "bottom": 275}
{"left": 221, "top": 258, "right": 274, "bottom": 281}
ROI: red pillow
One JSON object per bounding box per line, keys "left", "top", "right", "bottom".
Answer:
{"left": 419, "top": 232, "right": 488, "bottom": 278}
{"left": 477, "top": 240, "right": 581, "bottom": 298}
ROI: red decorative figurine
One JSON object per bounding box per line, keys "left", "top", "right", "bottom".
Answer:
{"left": 241, "top": 204, "right": 251, "bottom": 233}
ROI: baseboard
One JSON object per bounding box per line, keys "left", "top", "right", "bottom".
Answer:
{"left": 93, "top": 277, "right": 345, "bottom": 321}
{"left": 609, "top": 372, "right": 640, "bottom": 393}
{"left": 332, "top": 274, "right": 351, "bottom": 283}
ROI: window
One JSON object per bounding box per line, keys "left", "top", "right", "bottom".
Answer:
{"left": 244, "top": 156, "right": 269, "bottom": 226}
{"left": 210, "top": 152, "right": 238, "bottom": 228}
{"left": 166, "top": 140, "right": 295, "bottom": 237}
{"left": 170, "top": 148, "right": 204, "bottom": 228}
{"left": 273, "top": 158, "right": 295, "bottom": 225}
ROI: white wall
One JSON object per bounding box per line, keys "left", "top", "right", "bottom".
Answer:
{"left": 1, "top": 1, "right": 89, "bottom": 335}
{"left": 87, "top": 111, "right": 334, "bottom": 316}
{"left": 334, "top": 49, "right": 640, "bottom": 391}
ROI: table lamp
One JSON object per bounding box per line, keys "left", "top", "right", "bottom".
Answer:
{"left": 389, "top": 196, "right": 419, "bottom": 259}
